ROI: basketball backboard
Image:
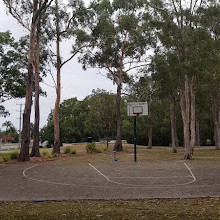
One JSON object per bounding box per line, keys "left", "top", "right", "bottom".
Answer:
{"left": 127, "top": 102, "right": 148, "bottom": 116}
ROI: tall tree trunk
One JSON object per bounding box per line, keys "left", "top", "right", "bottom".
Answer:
{"left": 170, "top": 97, "right": 177, "bottom": 153}
{"left": 30, "top": 20, "right": 41, "bottom": 157}
{"left": 212, "top": 98, "right": 220, "bottom": 150}
{"left": 147, "top": 124, "right": 152, "bottom": 149}
{"left": 18, "top": 1, "right": 38, "bottom": 162}
{"left": 195, "top": 119, "right": 200, "bottom": 147}
{"left": 53, "top": 45, "right": 61, "bottom": 154}
{"left": 180, "top": 74, "right": 192, "bottom": 159}
{"left": 113, "top": 83, "right": 123, "bottom": 151}
{"left": 190, "top": 76, "right": 196, "bottom": 155}
{"left": 53, "top": 0, "right": 61, "bottom": 154}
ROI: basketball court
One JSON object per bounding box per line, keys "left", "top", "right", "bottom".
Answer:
{"left": 0, "top": 160, "right": 219, "bottom": 201}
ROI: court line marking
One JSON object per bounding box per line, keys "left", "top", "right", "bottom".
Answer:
{"left": 110, "top": 175, "right": 192, "bottom": 179}
{"left": 88, "top": 162, "right": 196, "bottom": 187}
{"left": 22, "top": 162, "right": 197, "bottom": 188}
{"left": 23, "top": 164, "right": 77, "bottom": 186}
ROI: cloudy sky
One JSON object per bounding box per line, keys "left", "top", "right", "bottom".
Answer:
{"left": 0, "top": 0, "right": 116, "bottom": 130}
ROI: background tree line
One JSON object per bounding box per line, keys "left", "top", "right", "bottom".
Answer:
{"left": 40, "top": 88, "right": 214, "bottom": 148}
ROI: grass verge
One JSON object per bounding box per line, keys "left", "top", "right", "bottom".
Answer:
{"left": 0, "top": 198, "right": 219, "bottom": 220}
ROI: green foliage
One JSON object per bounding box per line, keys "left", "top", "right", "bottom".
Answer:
{"left": 64, "top": 147, "right": 71, "bottom": 154}
{"left": 85, "top": 89, "right": 116, "bottom": 141}
{"left": 47, "top": 152, "right": 57, "bottom": 158}
{"left": 40, "top": 111, "right": 54, "bottom": 148}
{"left": 10, "top": 151, "right": 19, "bottom": 160}
{"left": 42, "top": 150, "right": 48, "bottom": 156}
{"left": 2, "top": 154, "right": 10, "bottom": 162}
{"left": 0, "top": 32, "right": 27, "bottom": 116}
{"left": 86, "top": 143, "right": 102, "bottom": 153}
{"left": 59, "top": 98, "right": 89, "bottom": 143}
{"left": 70, "top": 149, "right": 76, "bottom": 154}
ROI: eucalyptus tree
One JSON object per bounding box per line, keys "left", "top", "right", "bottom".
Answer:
{"left": 151, "top": 52, "right": 180, "bottom": 152}
{"left": 0, "top": 31, "right": 26, "bottom": 117}
{"left": 3, "top": 0, "right": 54, "bottom": 161}
{"left": 198, "top": 4, "right": 220, "bottom": 150}
{"left": 44, "top": 0, "right": 96, "bottom": 153}
{"left": 150, "top": 0, "right": 213, "bottom": 159}
{"left": 79, "top": 0, "right": 153, "bottom": 151}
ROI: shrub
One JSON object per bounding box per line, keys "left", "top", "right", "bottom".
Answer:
{"left": 46, "top": 152, "right": 57, "bottom": 158}
{"left": 42, "top": 150, "right": 48, "bottom": 156}
{"left": 64, "top": 147, "right": 71, "bottom": 154}
{"left": 10, "top": 151, "right": 19, "bottom": 160}
{"left": 103, "top": 147, "right": 108, "bottom": 152}
{"left": 86, "top": 143, "right": 102, "bottom": 153}
{"left": 2, "top": 154, "right": 10, "bottom": 162}
{"left": 70, "top": 150, "right": 76, "bottom": 154}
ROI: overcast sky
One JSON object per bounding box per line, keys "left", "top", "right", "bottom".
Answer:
{"left": 0, "top": 0, "right": 116, "bottom": 130}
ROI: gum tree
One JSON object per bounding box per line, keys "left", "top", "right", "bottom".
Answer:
{"left": 3, "top": 0, "right": 54, "bottom": 161}
{"left": 44, "top": 0, "right": 96, "bottom": 153}
{"left": 151, "top": 0, "right": 213, "bottom": 159}
{"left": 79, "top": 0, "right": 152, "bottom": 151}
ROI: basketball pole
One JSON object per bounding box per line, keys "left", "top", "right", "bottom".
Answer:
{"left": 134, "top": 113, "right": 139, "bottom": 162}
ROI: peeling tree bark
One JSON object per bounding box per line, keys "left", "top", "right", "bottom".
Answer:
{"left": 18, "top": 1, "right": 38, "bottom": 162}
{"left": 30, "top": 23, "right": 41, "bottom": 157}
{"left": 147, "top": 124, "right": 153, "bottom": 149}
{"left": 180, "top": 75, "right": 196, "bottom": 159}
{"left": 113, "top": 83, "right": 123, "bottom": 151}
{"left": 190, "top": 76, "right": 196, "bottom": 155}
{"left": 53, "top": 0, "right": 61, "bottom": 154}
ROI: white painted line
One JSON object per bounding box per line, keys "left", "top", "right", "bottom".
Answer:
{"left": 89, "top": 162, "right": 196, "bottom": 187}
{"left": 23, "top": 164, "right": 77, "bottom": 186}
{"left": 184, "top": 162, "right": 196, "bottom": 183}
{"left": 111, "top": 175, "right": 192, "bottom": 179}
{"left": 22, "top": 162, "right": 197, "bottom": 189}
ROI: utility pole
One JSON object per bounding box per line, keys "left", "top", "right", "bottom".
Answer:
{"left": 16, "top": 104, "right": 23, "bottom": 149}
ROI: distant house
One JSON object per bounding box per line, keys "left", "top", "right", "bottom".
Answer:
{"left": 0, "top": 136, "right": 15, "bottom": 144}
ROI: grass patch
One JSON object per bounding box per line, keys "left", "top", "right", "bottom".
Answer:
{"left": 0, "top": 198, "right": 219, "bottom": 220}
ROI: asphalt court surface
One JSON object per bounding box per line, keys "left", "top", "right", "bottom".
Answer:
{"left": 0, "top": 161, "right": 219, "bottom": 201}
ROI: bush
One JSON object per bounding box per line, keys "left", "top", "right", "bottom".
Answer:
{"left": 46, "top": 152, "right": 57, "bottom": 158}
{"left": 42, "top": 150, "right": 48, "bottom": 156}
{"left": 86, "top": 143, "right": 102, "bottom": 153}
{"left": 103, "top": 147, "right": 108, "bottom": 152}
{"left": 70, "top": 150, "right": 76, "bottom": 154}
{"left": 64, "top": 147, "right": 71, "bottom": 154}
{"left": 2, "top": 154, "right": 10, "bottom": 162}
{"left": 10, "top": 151, "right": 19, "bottom": 160}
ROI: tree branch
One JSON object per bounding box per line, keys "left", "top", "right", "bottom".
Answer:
{"left": 60, "top": 43, "right": 97, "bottom": 68}
{"left": 124, "top": 64, "right": 149, "bottom": 73}
{"left": 3, "top": 0, "right": 31, "bottom": 31}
